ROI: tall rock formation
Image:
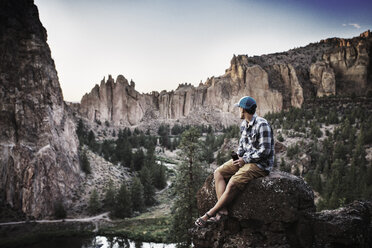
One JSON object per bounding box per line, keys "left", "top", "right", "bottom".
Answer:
{"left": 322, "top": 37, "right": 370, "bottom": 95}
{"left": 78, "top": 31, "right": 371, "bottom": 128}
{"left": 0, "top": 0, "right": 81, "bottom": 218}
{"left": 80, "top": 75, "right": 150, "bottom": 126}
{"left": 310, "top": 62, "right": 336, "bottom": 97}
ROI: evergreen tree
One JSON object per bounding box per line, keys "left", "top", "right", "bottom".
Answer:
{"left": 130, "top": 177, "right": 145, "bottom": 212}
{"left": 140, "top": 166, "right": 156, "bottom": 206}
{"left": 153, "top": 162, "right": 167, "bottom": 189}
{"left": 171, "top": 127, "right": 207, "bottom": 247}
{"left": 202, "top": 133, "right": 216, "bottom": 163}
{"left": 121, "top": 141, "right": 132, "bottom": 167}
{"left": 88, "top": 189, "right": 100, "bottom": 215}
{"left": 88, "top": 130, "right": 96, "bottom": 151}
{"left": 80, "top": 149, "right": 91, "bottom": 174}
{"left": 113, "top": 182, "right": 132, "bottom": 218}
{"left": 76, "top": 119, "right": 87, "bottom": 145}
{"left": 132, "top": 149, "right": 145, "bottom": 171}
{"left": 103, "top": 179, "right": 116, "bottom": 211}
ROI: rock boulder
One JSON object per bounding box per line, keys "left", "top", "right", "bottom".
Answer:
{"left": 191, "top": 171, "right": 372, "bottom": 247}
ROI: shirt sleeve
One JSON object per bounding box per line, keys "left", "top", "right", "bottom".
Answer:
{"left": 242, "top": 123, "right": 272, "bottom": 163}
{"left": 237, "top": 123, "right": 245, "bottom": 157}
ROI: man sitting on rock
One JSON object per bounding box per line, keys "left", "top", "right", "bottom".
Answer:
{"left": 195, "top": 96, "right": 274, "bottom": 227}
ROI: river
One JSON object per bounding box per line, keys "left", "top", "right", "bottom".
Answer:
{"left": 19, "top": 235, "right": 175, "bottom": 248}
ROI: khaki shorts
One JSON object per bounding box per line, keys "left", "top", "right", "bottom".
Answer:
{"left": 216, "top": 159, "right": 269, "bottom": 190}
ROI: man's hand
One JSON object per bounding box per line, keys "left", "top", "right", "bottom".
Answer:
{"left": 233, "top": 157, "right": 245, "bottom": 168}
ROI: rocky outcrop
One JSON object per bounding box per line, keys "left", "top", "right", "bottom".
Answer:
{"left": 79, "top": 57, "right": 283, "bottom": 127}
{"left": 310, "top": 62, "right": 336, "bottom": 97}
{"left": 312, "top": 201, "right": 372, "bottom": 247}
{"left": 192, "top": 172, "right": 315, "bottom": 247}
{"left": 0, "top": 0, "right": 82, "bottom": 218}
{"left": 272, "top": 64, "right": 304, "bottom": 108}
{"left": 322, "top": 38, "right": 371, "bottom": 95}
{"left": 79, "top": 75, "right": 151, "bottom": 126}
{"left": 78, "top": 31, "right": 371, "bottom": 128}
{"left": 190, "top": 172, "right": 372, "bottom": 247}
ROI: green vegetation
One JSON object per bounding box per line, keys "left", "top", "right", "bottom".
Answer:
{"left": 88, "top": 189, "right": 100, "bottom": 215}
{"left": 100, "top": 217, "right": 172, "bottom": 243}
{"left": 266, "top": 102, "right": 372, "bottom": 211}
{"left": 130, "top": 177, "right": 145, "bottom": 212}
{"left": 79, "top": 149, "right": 91, "bottom": 174}
{"left": 103, "top": 180, "right": 116, "bottom": 211}
{"left": 286, "top": 143, "right": 300, "bottom": 160}
{"left": 170, "top": 127, "right": 208, "bottom": 247}
{"left": 113, "top": 182, "right": 132, "bottom": 219}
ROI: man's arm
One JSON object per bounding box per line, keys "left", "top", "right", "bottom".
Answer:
{"left": 237, "top": 137, "right": 244, "bottom": 157}
{"left": 242, "top": 123, "right": 272, "bottom": 163}
{"left": 237, "top": 123, "right": 245, "bottom": 157}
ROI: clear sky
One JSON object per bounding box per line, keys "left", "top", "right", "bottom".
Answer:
{"left": 34, "top": 0, "right": 372, "bottom": 102}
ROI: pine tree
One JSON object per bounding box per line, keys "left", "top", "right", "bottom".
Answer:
{"left": 88, "top": 189, "right": 100, "bottom": 215}
{"left": 121, "top": 141, "right": 132, "bottom": 167}
{"left": 171, "top": 127, "right": 207, "bottom": 246}
{"left": 113, "top": 182, "right": 132, "bottom": 218}
{"left": 76, "top": 119, "right": 87, "bottom": 145}
{"left": 88, "top": 130, "right": 96, "bottom": 151}
{"left": 140, "top": 165, "right": 156, "bottom": 206}
{"left": 153, "top": 162, "right": 167, "bottom": 189}
{"left": 80, "top": 149, "right": 91, "bottom": 174}
{"left": 103, "top": 179, "right": 116, "bottom": 211}
{"left": 132, "top": 149, "right": 145, "bottom": 171}
{"left": 130, "top": 177, "right": 145, "bottom": 212}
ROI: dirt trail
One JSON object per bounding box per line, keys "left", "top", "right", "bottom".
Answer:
{"left": 0, "top": 212, "right": 111, "bottom": 226}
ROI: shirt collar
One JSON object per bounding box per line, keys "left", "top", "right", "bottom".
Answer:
{"left": 246, "top": 113, "right": 257, "bottom": 127}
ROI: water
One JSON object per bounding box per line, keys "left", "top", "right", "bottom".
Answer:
{"left": 22, "top": 235, "right": 176, "bottom": 248}
{"left": 88, "top": 236, "right": 175, "bottom": 248}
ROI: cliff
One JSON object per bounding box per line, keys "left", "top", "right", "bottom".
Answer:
{"left": 78, "top": 31, "right": 372, "bottom": 128}
{"left": 0, "top": 0, "right": 82, "bottom": 218}
{"left": 190, "top": 171, "right": 372, "bottom": 247}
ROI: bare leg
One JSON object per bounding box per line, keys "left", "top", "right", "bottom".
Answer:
{"left": 207, "top": 180, "right": 239, "bottom": 217}
{"left": 214, "top": 170, "right": 229, "bottom": 215}
{"left": 198, "top": 180, "right": 238, "bottom": 223}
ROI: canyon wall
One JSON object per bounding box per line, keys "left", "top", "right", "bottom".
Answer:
{"left": 0, "top": 0, "right": 82, "bottom": 218}
{"left": 79, "top": 30, "right": 371, "bottom": 127}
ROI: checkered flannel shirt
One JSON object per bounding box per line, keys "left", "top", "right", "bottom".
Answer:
{"left": 237, "top": 114, "right": 275, "bottom": 172}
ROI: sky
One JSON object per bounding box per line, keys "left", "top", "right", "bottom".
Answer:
{"left": 34, "top": 0, "right": 372, "bottom": 102}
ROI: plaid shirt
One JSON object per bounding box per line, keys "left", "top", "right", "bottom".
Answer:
{"left": 237, "top": 114, "right": 275, "bottom": 172}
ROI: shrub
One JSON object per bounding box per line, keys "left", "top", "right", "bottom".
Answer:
{"left": 54, "top": 200, "right": 66, "bottom": 219}
{"left": 286, "top": 144, "right": 300, "bottom": 160}
{"left": 88, "top": 189, "right": 100, "bottom": 215}
{"left": 277, "top": 132, "right": 284, "bottom": 142}
{"left": 80, "top": 150, "right": 91, "bottom": 174}
{"left": 280, "top": 157, "right": 291, "bottom": 173}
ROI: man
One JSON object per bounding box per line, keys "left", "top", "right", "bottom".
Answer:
{"left": 195, "top": 96, "right": 274, "bottom": 227}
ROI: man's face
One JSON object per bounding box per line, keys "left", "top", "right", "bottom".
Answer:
{"left": 239, "top": 107, "right": 245, "bottom": 119}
